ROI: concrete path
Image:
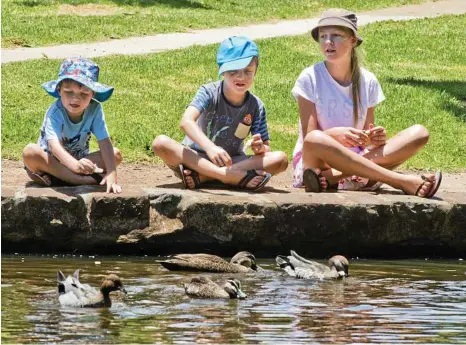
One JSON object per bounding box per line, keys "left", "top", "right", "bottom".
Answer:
{"left": 2, "top": 0, "right": 465, "bottom": 63}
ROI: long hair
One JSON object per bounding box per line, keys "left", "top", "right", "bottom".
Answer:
{"left": 350, "top": 42, "right": 362, "bottom": 126}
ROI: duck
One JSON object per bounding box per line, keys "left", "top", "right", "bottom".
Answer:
{"left": 276, "top": 250, "right": 349, "bottom": 279}
{"left": 57, "top": 272, "right": 127, "bottom": 308}
{"left": 57, "top": 269, "right": 81, "bottom": 294}
{"left": 158, "top": 251, "right": 260, "bottom": 273}
{"left": 184, "top": 276, "right": 247, "bottom": 299}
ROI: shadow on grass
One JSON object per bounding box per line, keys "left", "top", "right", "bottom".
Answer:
{"left": 20, "top": 0, "right": 212, "bottom": 9}
{"left": 387, "top": 77, "right": 466, "bottom": 123}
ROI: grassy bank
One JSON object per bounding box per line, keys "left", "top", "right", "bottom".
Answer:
{"left": 1, "top": 0, "right": 428, "bottom": 48}
{"left": 2, "top": 15, "right": 466, "bottom": 171}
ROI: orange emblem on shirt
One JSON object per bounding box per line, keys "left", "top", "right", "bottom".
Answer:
{"left": 243, "top": 114, "right": 252, "bottom": 125}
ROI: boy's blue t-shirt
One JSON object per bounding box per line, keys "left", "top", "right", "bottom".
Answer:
{"left": 182, "top": 81, "right": 269, "bottom": 156}
{"left": 38, "top": 99, "right": 109, "bottom": 159}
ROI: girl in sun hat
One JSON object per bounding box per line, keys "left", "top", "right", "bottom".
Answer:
{"left": 291, "top": 8, "right": 442, "bottom": 198}
{"left": 22, "top": 57, "right": 123, "bottom": 193}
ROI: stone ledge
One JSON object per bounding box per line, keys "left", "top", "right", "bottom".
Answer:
{"left": 1, "top": 184, "right": 465, "bottom": 258}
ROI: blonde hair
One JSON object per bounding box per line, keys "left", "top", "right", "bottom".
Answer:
{"left": 350, "top": 47, "right": 361, "bottom": 126}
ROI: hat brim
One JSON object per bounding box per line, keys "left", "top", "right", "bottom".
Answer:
{"left": 218, "top": 56, "right": 254, "bottom": 76}
{"left": 311, "top": 18, "right": 363, "bottom": 46}
{"left": 41, "top": 75, "right": 114, "bottom": 103}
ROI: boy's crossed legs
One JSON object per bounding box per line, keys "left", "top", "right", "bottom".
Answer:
{"left": 23, "top": 143, "right": 122, "bottom": 186}
{"left": 152, "top": 135, "right": 288, "bottom": 190}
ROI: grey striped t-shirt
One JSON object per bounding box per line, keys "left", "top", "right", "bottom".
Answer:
{"left": 182, "top": 81, "right": 269, "bottom": 157}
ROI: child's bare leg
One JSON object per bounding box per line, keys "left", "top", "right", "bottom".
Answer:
{"left": 85, "top": 147, "right": 122, "bottom": 170}
{"left": 152, "top": 135, "right": 268, "bottom": 189}
{"left": 227, "top": 151, "right": 288, "bottom": 175}
{"left": 320, "top": 124, "right": 430, "bottom": 185}
{"left": 22, "top": 143, "right": 101, "bottom": 185}
{"left": 364, "top": 124, "right": 429, "bottom": 167}
{"left": 303, "top": 131, "right": 435, "bottom": 196}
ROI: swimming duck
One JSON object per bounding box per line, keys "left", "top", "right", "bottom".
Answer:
{"left": 57, "top": 269, "right": 81, "bottom": 294}
{"left": 276, "top": 250, "right": 349, "bottom": 279}
{"left": 57, "top": 273, "right": 127, "bottom": 308}
{"left": 159, "top": 251, "right": 260, "bottom": 273}
{"left": 184, "top": 277, "right": 247, "bottom": 299}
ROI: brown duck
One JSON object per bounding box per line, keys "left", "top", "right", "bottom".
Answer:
{"left": 159, "top": 251, "right": 260, "bottom": 273}
{"left": 184, "top": 277, "right": 247, "bottom": 299}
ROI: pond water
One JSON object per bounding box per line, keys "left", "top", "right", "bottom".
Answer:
{"left": 2, "top": 254, "right": 466, "bottom": 344}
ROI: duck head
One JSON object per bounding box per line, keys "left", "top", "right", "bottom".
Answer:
{"left": 223, "top": 278, "right": 247, "bottom": 299}
{"left": 329, "top": 255, "right": 349, "bottom": 278}
{"left": 57, "top": 269, "right": 80, "bottom": 294}
{"left": 230, "top": 251, "right": 258, "bottom": 271}
{"left": 100, "top": 274, "right": 127, "bottom": 294}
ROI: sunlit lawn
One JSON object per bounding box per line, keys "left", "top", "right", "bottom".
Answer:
{"left": 1, "top": 0, "right": 428, "bottom": 48}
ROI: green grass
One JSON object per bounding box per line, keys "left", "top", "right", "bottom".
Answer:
{"left": 1, "top": 0, "right": 428, "bottom": 48}
{"left": 2, "top": 14, "right": 466, "bottom": 171}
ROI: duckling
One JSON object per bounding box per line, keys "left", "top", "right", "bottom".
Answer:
{"left": 159, "top": 251, "right": 260, "bottom": 273}
{"left": 276, "top": 250, "right": 349, "bottom": 279}
{"left": 184, "top": 277, "right": 247, "bottom": 299}
{"left": 58, "top": 273, "right": 127, "bottom": 308}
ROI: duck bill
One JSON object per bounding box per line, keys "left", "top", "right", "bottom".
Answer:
{"left": 236, "top": 290, "right": 247, "bottom": 299}
{"left": 120, "top": 287, "right": 128, "bottom": 294}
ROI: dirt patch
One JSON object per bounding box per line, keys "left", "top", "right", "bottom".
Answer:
{"left": 57, "top": 4, "right": 119, "bottom": 16}
{"left": 1, "top": 159, "right": 296, "bottom": 192}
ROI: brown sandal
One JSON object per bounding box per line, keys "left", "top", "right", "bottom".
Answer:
{"left": 414, "top": 170, "right": 442, "bottom": 198}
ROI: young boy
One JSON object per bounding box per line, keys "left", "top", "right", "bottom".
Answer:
{"left": 23, "top": 57, "right": 122, "bottom": 193}
{"left": 152, "top": 36, "right": 288, "bottom": 191}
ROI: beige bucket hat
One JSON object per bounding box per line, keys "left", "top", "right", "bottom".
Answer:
{"left": 311, "top": 8, "right": 363, "bottom": 46}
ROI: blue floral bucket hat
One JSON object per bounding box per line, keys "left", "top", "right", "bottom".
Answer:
{"left": 41, "top": 57, "right": 114, "bottom": 102}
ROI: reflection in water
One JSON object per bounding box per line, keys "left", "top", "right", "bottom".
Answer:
{"left": 1, "top": 255, "right": 465, "bottom": 344}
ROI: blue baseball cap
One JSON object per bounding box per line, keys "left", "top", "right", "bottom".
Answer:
{"left": 217, "top": 36, "right": 259, "bottom": 76}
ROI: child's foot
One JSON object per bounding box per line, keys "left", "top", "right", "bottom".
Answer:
{"left": 179, "top": 165, "right": 210, "bottom": 189}
{"left": 24, "top": 167, "right": 52, "bottom": 187}
{"left": 303, "top": 168, "right": 329, "bottom": 192}
{"left": 226, "top": 170, "right": 271, "bottom": 192}
{"left": 400, "top": 171, "right": 442, "bottom": 198}
{"left": 237, "top": 170, "right": 271, "bottom": 192}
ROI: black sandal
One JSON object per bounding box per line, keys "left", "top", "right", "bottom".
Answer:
{"left": 238, "top": 170, "right": 271, "bottom": 192}
{"left": 303, "top": 168, "right": 329, "bottom": 193}
{"left": 179, "top": 164, "right": 202, "bottom": 189}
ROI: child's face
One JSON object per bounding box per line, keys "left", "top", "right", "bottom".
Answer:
{"left": 222, "top": 58, "right": 257, "bottom": 94}
{"left": 58, "top": 80, "right": 94, "bottom": 118}
{"left": 318, "top": 26, "right": 356, "bottom": 62}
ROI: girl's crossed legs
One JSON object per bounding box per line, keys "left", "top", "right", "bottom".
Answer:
{"left": 302, "top": 125, "right": 440, "bottom": 197}
{"left": 152, "top": 135, "right": 288, "bottom": 190}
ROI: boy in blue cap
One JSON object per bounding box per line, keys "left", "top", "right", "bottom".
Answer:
{"left": 153, "top": 36, "right": 288, "bottom": 191}
{"left": 23, "top": 57, "right": 122, "bottom": 193}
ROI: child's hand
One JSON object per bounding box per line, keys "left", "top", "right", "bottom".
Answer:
{"left": 100, "top": 171, "right": 122, "bottom": 194}
{"left": 332, "top": 127, "right": 369, "bottom": 147}
{"left": 367, "top": 124, "right": 387, "bottom": 147}
{"left": 250, "top": 134, "right": 266, "bottom": 155}
{"left": 74, "top": 158, "right": 96, "bottom": 175}
{"left": 206, "top": 145, "right": 232, "bottom": 167}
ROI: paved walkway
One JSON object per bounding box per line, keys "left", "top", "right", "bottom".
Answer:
{"left": 2, "top": 0, "right": 465, "bottom": 63}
